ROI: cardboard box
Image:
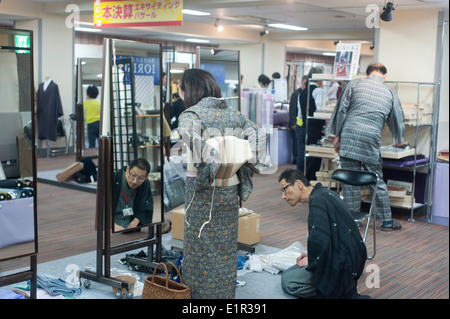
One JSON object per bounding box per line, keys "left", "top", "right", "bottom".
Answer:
{"left": 56, "top": 162, "right": 83, "bottom": 182}
{"left": 238, "top": 212, "right": 261, "bottom": 245}
{"left": 171, "top": 208, "right": 185, "bottom": 240}
{"left": 171, "top": 208, "right": 261, "bottom": 245}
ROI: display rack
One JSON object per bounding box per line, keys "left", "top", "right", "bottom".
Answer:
{"left": 304, "top": 78, "right": 439, "bottom": 222}
{"left": 383, "top": 81, "right": 438, "bottom": 222}
{"left": 112, "top": 57, "right": 138, "bottom": 171}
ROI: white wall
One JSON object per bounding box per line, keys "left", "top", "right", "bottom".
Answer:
{"left": 378, "top": 8, "right": 448, "bottom": 154}
{"left": 75, "top": 43, "right": 103, "bottom": 61}
{"left": 262, "top": 40, "right": 286, "bottom": 81}
{"left": 378, "top": 9, "right": 440, "bottom": 83}
{"left": 221, "top": 43, "right": 263, "bottom": 89}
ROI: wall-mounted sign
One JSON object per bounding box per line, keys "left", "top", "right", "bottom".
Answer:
{"left": 116, "top": 55, "right": 161, "bottom": 84}
{"left": 94, "top": 0, "right": 183, "bottom": 28}
{"left": 332, "top": 42, "right": 361, "bottom": 80}
{"left": 14, "top": 35, "right": 30, "bottom": 54}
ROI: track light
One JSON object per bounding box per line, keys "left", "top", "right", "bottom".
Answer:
{"left": 260, "top": 27, "right": 269, "bottom": 36}
{"left": 380, "top": 1, "right": 395, "bottom": 22}
{"left": 215, "top": 19, "right": 224, "bottom": 32}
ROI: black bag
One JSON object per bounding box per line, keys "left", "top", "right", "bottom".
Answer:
{"left": 57, "top": 118, "right": 65, "bottom": 137}
{"left": 75, "top": 157, "right": 97, "bottom": 183}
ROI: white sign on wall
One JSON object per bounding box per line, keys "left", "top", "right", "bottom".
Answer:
{"left": 333, "top": 43, "right": 361, "bottom": 80}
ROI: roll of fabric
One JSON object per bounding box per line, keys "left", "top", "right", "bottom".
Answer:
{"left": 33, "top": 274, "right": 82, "bottom": 298}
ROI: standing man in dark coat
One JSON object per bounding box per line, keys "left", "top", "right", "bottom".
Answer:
{"left": 36, "top": 77, "right": 64, "bottom": 141}
{"left": 169, "top": 92, "right": 185, "bottom": 130}
{"left": 298, "top": 68, "right": 326, "bottom": 181}
{"left": 289, "top": 75, "right": 308, "bottom": 166}
{"left": 278, "top": 168, "right": 368, "bottom": 299}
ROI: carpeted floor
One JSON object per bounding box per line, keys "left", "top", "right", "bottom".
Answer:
{"left": 1, "top": 154, "right": 448, "bottom": 299}
{"left": 1, "top": 233, "right": 294, "bottom": 299}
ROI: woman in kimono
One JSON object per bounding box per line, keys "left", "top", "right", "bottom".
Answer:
{"left": 177, "top": 69, "right": 264, "bottom": 299}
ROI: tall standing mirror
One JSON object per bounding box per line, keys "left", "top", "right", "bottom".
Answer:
{"left": 196, "top": 46, "right": 241, "bottom": 111}
{"left": 75, "top": 57, "right": 102, "bottom": 159}
{"left": 105, "top": 39, "right": 163, "bottom": 233}
{"left": 165, "top": 62, "right": 189, "bottom": 130}
{"left": 0, "top": 28, "right": 37, "bottom": 261}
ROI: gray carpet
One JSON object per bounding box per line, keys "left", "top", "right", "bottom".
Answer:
{"left": 1, "top": 233, "right": 295, "bottom": 299}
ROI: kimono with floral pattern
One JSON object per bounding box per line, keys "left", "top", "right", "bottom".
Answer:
{"left": 177, "top": 97, "right": 264, "bottom": 299}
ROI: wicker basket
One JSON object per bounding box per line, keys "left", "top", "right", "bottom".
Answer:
{"left": 142, "top": 262, "right": 190, "bottom": 299}
{"left": 112, "top": 275, "right": 137, "bottom": 295}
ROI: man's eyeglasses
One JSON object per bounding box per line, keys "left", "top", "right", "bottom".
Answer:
{"left": 280, "top": 182, "right": 295, "bottom": 195}
{"left": 127, "top": 171, "right": 147, "bottom": 183}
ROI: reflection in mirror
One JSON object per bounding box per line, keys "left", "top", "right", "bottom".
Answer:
{"left": 76, "top": 58, "right": 102, "bottom": 157}
{"left": 166, "top": 62, "right": 189, "bottom": 131}
{"left": 196, "top": 46, "right": 241, "bottom": 111}
{"left": 0, "top": 28, "right": 37, "bottom": 260}
{"left": 109, "top": 39, "right": 163, "bottom": 233}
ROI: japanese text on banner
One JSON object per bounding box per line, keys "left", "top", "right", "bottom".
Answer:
{"left": 94, "top": 0, "right": 183, "bottom": 28}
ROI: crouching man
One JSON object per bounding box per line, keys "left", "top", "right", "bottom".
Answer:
{"left": 278, "top": 168, "right": 369, "bottom": 299}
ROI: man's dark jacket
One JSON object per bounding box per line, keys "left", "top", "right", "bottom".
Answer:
{"left": 114, "top": 167, "right": 154, "bottom": 226}
{"left": 306, "top": 183, "right": 367, "bottom": 299}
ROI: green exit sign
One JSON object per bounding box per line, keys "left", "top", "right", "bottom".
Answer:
{"left": 14, "top": 35, "right": 30, "bottom": 53}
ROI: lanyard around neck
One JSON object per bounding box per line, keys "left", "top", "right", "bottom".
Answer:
{"left": 121, "top": 187, "right": 136, "bottom": 205}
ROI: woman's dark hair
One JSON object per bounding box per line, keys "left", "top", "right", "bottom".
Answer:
{"left": 278, "top": 168, "right": 311, "bottom": 186}
{"left": 87, "top": 85, "right": 99, "bottom": 99}
{"left": 180, "top": 69, "right": 222, "bottom": 108}
{"left": 258, "top": 74, "right": 271, "bottom": 87}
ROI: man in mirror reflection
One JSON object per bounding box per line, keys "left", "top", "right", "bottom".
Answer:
{"left": 169, "top": 92, "right": 184, "bottom": 130}
{"left": 83, "top": 85, "right": 101, "bottom": 149}
{"left": 113, "top": 158, "right": 153, "bottom": 232}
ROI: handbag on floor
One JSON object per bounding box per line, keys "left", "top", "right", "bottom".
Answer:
{"left": 142, "top": 262, "right": 190, "bottom": 299}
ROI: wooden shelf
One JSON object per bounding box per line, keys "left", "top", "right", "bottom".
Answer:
{"left": 136, "top": 114, "right": 160, "bottom": 118}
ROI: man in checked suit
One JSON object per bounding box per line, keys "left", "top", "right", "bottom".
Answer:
{"left": 327, "top": 63, "right": 405, "bottom": 231}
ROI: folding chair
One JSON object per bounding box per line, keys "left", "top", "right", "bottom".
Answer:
{"left": 329, "top": 169, "right": 379, "bottom": 260}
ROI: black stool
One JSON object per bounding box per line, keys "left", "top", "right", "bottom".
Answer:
{"left": 329, "top": 169, "right": 379, "bottom": 260}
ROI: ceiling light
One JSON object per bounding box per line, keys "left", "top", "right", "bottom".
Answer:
{"left": 215, "top": 19, "right": 224, "bottom": 32}
{"left": 268, "top": 23, "right": 308, "bottom": 31}
{"left": 323, "top": 52, "right": 336, "bottom": 56}
{"left": 186, "top": 38, "right": 210, "bottom": 43}
{"left": 74, "top": 27, "right": 102, "bottom": 33}
{"left": 380, "top": 1, "right": 395, "bottom": 22}
{"left": 182, "top": 9, "right": 210, "bottom": 16}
